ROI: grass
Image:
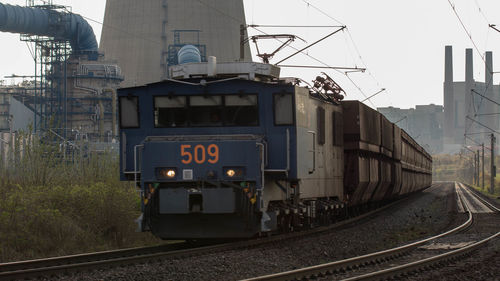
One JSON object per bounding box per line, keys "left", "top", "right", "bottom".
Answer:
{"left": 0, "top": 132, "right": 162, "bottom": 262}
{"left": 433, "top": 153, "right": 500, "bottom": 202}
{"left": 469, "top": 183, "right": 500, "bottom": 202}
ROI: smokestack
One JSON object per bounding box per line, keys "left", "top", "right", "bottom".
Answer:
{"left": 466, "top": 49, "right": 474, "bottom": 83}
{"left": 465, "top": 48, "right": 474, "bottom": 131}
{"left": 444, "top": 46, "right": 455, "bottom": 141}
{"left": 445, "top": 46, "right": 453, "bottom": 83}
{"left": 485, "top": 52, "right": 497, "bottom": 131}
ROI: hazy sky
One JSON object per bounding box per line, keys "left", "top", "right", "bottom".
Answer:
{"left": 0, "top": 0, "right": 499, "bottom": 109}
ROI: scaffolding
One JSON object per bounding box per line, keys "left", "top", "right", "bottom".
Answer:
{"left": 20, "top": 0, "right": 72, "bottom": 138}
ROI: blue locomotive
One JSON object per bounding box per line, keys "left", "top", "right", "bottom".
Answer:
{"left": 118, "top": 52, "right": 432, "bottom": 239}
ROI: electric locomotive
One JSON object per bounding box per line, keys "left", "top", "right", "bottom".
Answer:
{"left": 118, "top": 53, "right": 432, "bottom": 239}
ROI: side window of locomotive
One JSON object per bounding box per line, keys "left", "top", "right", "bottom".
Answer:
{"left": 274, "top": 93, "right": 294, "bottom": 125}
{"left": 190, "top": 95, "right": 222, "bottom": 126}
{"left": 225, "top": 95, "right": 258, "bottom": 126}
{"left": 119, "top": 96, "right": 139, "bottom": 128}
{"left": 154, "top": 96, "right": 187, "bottom": 128}
{"left": 332, "top": 111, "right": 343, "bottom": 146}
{"left": 317, "top": 107, "right": 325, "bottom": 145}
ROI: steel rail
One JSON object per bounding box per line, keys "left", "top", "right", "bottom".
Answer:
{"left": 343, "top": 231, "right": 500, "bottom": 281}
{"left": 0, "top": 243, "right": 186, "bottom": 273}
{"left": 0, "top": 188, "right": 429, "bottom": 280}
{"left": 342, "top": 183, "right": 500, "bottom": 280}
{"left": 461, "top": 183, "right": 500, "bottom": 212}
{"left": 0, "top": 242, "right": 233, "bottom": 280}
{"left": 241, "top": 183, "right": 474, "bottom": 281}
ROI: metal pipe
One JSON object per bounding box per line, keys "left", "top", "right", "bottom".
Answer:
{"left": 0, "top": 3, "right": 98, "bottom": 55}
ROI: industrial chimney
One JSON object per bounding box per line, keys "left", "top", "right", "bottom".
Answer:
{"left": 444, "top": 46, "right": 455, "bottom": 142}
{"left": 465, "top": 48, "right": 474, "bottom": 132}
{"left": 484, "top": 52, "right": 498, "bottom": 131}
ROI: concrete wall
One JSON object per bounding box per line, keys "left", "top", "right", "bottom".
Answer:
{"left": 9, "top": 96, "right": 33, "bottom": 132}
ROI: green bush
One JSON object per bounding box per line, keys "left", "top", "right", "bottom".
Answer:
{"left": 0, "top": 133, "right": 160, "bottom": 262}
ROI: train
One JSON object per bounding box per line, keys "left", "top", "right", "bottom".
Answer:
{"left": 118, "top": 51, "right": 432, "bottom": 239}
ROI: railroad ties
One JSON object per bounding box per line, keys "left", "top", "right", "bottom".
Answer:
{"left": 241, "top": 182, "right": 500, "bottom": 281}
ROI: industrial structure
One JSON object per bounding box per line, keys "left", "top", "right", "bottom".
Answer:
{"left": 0, "top": 0, "right": 252, "bottom": 144}
{"left": 443, "top": 46, "right": 500, "bottom": 153}
{"left": 378, "top": 104, "right": 444, "bottom": 154}
{"left": 379, "top": 46, "right": 500, "bottom": 155}
{"left": 0, "top": 1, "right": 123, "bottom": 143}
{"left": 99, "top": 0, "right": 252, "bottom": 87}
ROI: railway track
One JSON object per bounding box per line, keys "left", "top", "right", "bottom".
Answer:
{"left": 0, "top": 190, "right": 424, "bottom": 281}
{"left": 241, "top": 182, "right": 500, "bottom": 281}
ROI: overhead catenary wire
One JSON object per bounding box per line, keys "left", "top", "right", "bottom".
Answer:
{"left": 300, "top": 0, "right": 345, "bottom": 26}
{"left": 275, "top": 26, "right": 346, "bottom": 65}
{"left": 279, "top": 65, "right": 365, "bottom": 72}
{"left": 474, "top": 0, "right": 490, "bottom": 24}
{"left": 194, "top": 0, "right": 381, "bottom": 106}
{"left": 466, "top": 116, "right": 500, "bottom": 135}
{"left": 296, "top": 0, "right": 389, "bottom": 105}
{"left": 248, "top": 25, "right": 377, "bottom": 107}
{"left": 82, "top": 15, "right": 163, "bottom": 46}
{"left": 248, "top": 24, "right": 343, "bottom": 28}
{"left": 447, "top": 0, "right": 487, "bottom": 65}
{"left": 299, "top": 0, "right": 386, "bottom": 88}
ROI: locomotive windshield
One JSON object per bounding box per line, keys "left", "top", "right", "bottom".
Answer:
{"left": 274, "top": 93, "right": 294, "bottom": 125}
{"left": 119, "top": 96, "right": 140, "bottom": 128}
{"left": 154, "top": 94, "right": 258, "bottom": 127}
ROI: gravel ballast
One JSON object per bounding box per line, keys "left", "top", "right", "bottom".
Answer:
{"left": 55, "top": 182, "right": 473, "bottom": 281}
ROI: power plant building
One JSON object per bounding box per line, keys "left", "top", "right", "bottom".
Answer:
{"left": 99, "top": 0, "right": 252, "bottom": 87}
{"left": 443, "top": 46, "right": 500, "bottom": 153}
{"left": 378, "top": 105, "right": 444, "bottom": 154}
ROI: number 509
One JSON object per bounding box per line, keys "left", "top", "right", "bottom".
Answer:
{"left": 181, "top": 144, "right": 219, "bottom": 164}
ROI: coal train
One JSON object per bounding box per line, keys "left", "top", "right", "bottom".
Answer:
{"left": 118, "top": 57, "right": 432, "bottom": 239}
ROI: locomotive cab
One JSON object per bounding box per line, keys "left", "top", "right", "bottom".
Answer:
{"left": 118, "top": 62, "right": 318, "bottom": 239}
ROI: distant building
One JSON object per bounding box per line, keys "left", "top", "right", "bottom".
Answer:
{"left": 0, "top": 84, "right": 35, "bottom": 133}
{"left": 443, "top": 46, "right": 500, "bottom": 153}
{"left": 378, "top": 104, "right": 444, "bottom": 154}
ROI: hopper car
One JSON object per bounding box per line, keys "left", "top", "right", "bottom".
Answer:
{"left": 118, "top": 59, "right": 432, "bottom": 239}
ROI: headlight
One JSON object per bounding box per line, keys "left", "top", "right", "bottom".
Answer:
{"left": 226, "top": 169, "right": 236, "bottom": 177}
{"left": 157, "top": 168, "right": 177, "bottom": 179}
{"left": 166, "top": 169, "right": 176, "bottom": 178}
{"left": 224, "top": 167, "right": 245, "bottom": 178}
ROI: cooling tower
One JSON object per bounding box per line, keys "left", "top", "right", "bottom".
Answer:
{"left": 99, "top": 0, "right": 252, "bottom": 87}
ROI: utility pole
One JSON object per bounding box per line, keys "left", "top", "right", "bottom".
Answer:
{"left": 491, "top": 133, "right": 496, "bottom": 194}
{"left": 476, "top": 151, "right": 480, "bottom": 185}
{"left": 477, "top": 149, "right": 481, "bottom": 186}
{"left": 475, "top": 152, "right": 479, "bottom": 185}
{"left": 471, "top": 155, "right": 475, "bottom": 185}
{"left": 482, "top": 143, "right": 485, "bottom": 189}
{"left": 474, "top": 151, "right": 477, "bottom": 185}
